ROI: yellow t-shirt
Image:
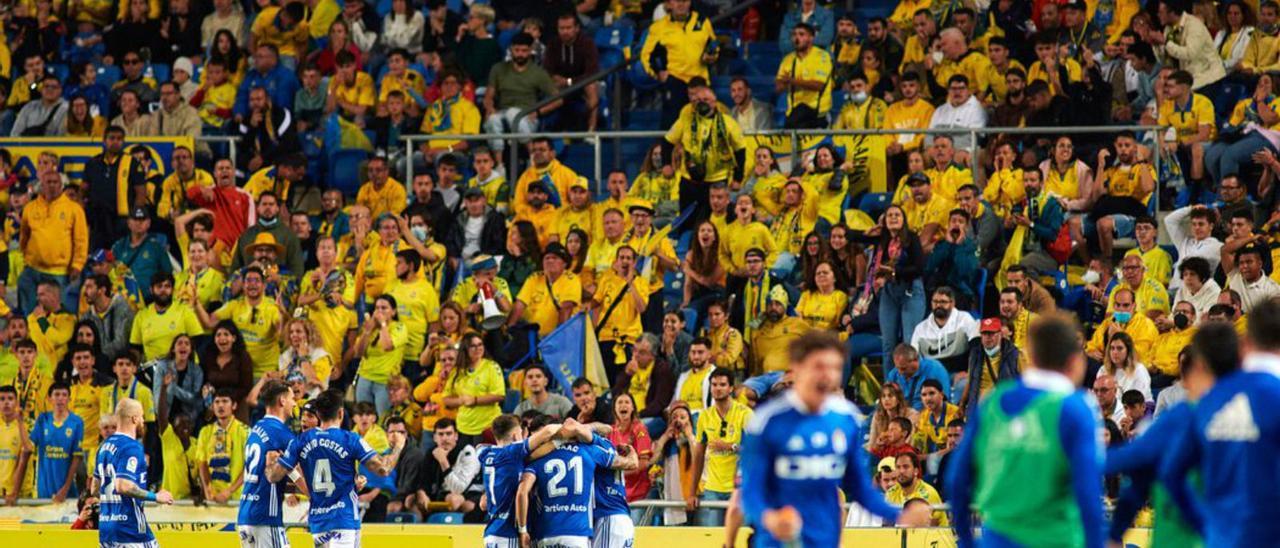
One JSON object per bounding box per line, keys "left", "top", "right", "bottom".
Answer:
{"left": 627, "top": 228, "right": 677, "bottom": 294}
{"left": 443, "top": 359, "right": 505, "bottom": 436}
{"left": 0, "top": 417, "right": 30, "bottom": 497}
{"left": 1101, "top": 163, "right": 1156, "bottom": 205}
{"left": 664, "top": 104, "right": 746, "bottom": 183}
{"left": 195, "top": 418, "right": 249, "bottom": 499}
{"left": 355, "top": 240, "right": 401, "bottom": 299}
{"left": 628, "top": 363, "right": 655, "bottom": 414}
{"left": 707, "top": 324, "right": 744, "bottom": 372}
{"left": 585, "top": 236, "right": 628, "bottom": 276}
{"left": 516, "top": 272, "right": 582, "bottom": 336}
{"left": 1027, "top": 58, "right": 1083, "bottom": 95}
{"left": 378, "top": 70, "right": 428, "bottom": 107}
{"left": 306, "top": 303, "right": 357, "bottom": 373}
{"left": 329, "top": 71, "right": 376, "bottom": 111}
{"left": 214, "top": 299, "right": 283, "bottom": 377}
{"left": 696, "top": 401, "right": 753, "bottom": 493}
{"left": 776, "top": 47, "right": 833, "bottom": 115}
{"left": 175, "top": 267, "right": 226, "bottom": 312}
{"left": 360, "top": 321, "right": 409, "bottom": 384}
{"left": 514, "top": 205, "right": 558, "bottom": 248}
{"left": 885, "top": 479, "right": 949, "bottom": 526}
{"left": 386, "top": 277, "right": 441, "bottom": 360}
{"left": 28, "top": 310, "right": 75, "bottom": 366}
{"left": 1124, "top": 246, "right": 1174, "bottom": 288}
{"left": 421, "top": 96, "right": 482, "bottom": 149}
{"left": 1044, "top": 162, "right": 1083, "bottom": 201}
{"left": 721, "top": 221, "right": 776, "bottom": 274}
{"left": 8, "top": 368, "right": 50, "bottom": 428}
{"left": 883, "top": 99, "right": 935, "bottom": 151}
{"left": 982, "top": 168, "right": 1025, "bottom": 216}
{"left": 795, "top": 290, "right": 849, "bottom": 330}
{"left": 100, "top": 380, "right": 156, "bottom": 422}
{"left": 70, "top": 382, "right": 102, "bottom": 463}
{"left": 1106, "top": 278, "right": 1171, "bottom": 317}
{"left": 552, "top": 206, "right": 597, "bottom": 243}
{"left": 157, "top": 169, "right": 214, "bottom": 220}
{"left": 801, "top": 171, "right": 847, "bottom": 226}
{"left": 251, "top": 7, "right": 309, "bottom": 58}
{"left": 679, "top": 364, "right": 715, "bottom": 413}
{"left": 197, "top": 81, "right": 238, "bottom": 127}
{"left": 160, "top": 424, "right": 194, "bottom": 501}
{"left": 748, "top": 173, "right": 788, "bottom": 218}
{"left": 130, "top": 303, "right": 204, "bottom": 362}
{"left": 356, "top": 179, "right": 408, "bottom": 219}
{"left": 593, "top": 271, "right": 649, "bottom": 342}
{"left": 244, "top": 166, "right": 294, "bottom": 204}
{"left": 902, "top": 194, "right": 955, "bottom": 234}
{"left": 1158, "top": 94, "right": 1218, "bottom": 143}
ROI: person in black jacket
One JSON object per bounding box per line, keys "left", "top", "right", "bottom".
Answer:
{"left": 960, "top": 317, "right": 1020, "bottom": 413}
{"left": 612, "top": 333, "right": 676, "bottom": 430}
{"left": 867, "top": 204, "right": 926, "bottom": 359}
{"left": 451, "top": 187, "right": 507, "bottom": 262}
{"left": 236, "top": 87, "right": 301, "bottom": 172}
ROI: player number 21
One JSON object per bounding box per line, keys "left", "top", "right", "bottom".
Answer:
{"left": 545, "top": 456, "right": 583, "bottom": 497}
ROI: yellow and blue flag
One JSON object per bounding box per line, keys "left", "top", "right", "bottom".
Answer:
{"left": 538, "top": 312, "right": 610, "bottom": 398}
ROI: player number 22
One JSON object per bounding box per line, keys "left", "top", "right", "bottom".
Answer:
{"left": 545, "top": 456, "right": 583, "bottom": 497}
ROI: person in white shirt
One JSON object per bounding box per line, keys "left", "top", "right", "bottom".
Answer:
{"left": 927, "top": 74, "right": 986, "bottom": 157}
{"left": 1172, "top": 256, "right": 1220, "bottom": 324}
{"left": 1220, "top": 240, "right": 1280, "bottom": 313}
{"left": 1164, "top": 204, "right": 1223, "bottom": 290}
{"left": 1101, "top": 331, "right": 1152, "bottom": 402}
{"left": 910, "top": 286, "right": 979, "bottom": 373}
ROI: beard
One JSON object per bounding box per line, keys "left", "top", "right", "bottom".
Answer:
{"left": 154, "top": 293, "right": 173, "bottom": 307}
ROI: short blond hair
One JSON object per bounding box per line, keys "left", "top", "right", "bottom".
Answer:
{"left": 114, "top": 398, "right": 143, "bottom": 423}
{"left": 470, "top": 4, "right": 494, "bottom": 24}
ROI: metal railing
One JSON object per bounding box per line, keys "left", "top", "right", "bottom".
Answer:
{"left": 404, "top": 124, "right": 1167, "bottom": 207}
{"left": 196, "top": 135, "right": 240, "bottom": 169}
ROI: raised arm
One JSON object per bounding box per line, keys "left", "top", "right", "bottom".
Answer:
{"left": 363, "top": 437, "right": 406, "bottom": 477}
{"left": 515, "top": 472, "right": 536, "bottom": 545}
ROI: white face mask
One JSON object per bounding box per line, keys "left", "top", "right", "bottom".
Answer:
{"left": 849, "top": 91, "right": 868, "bottom": 104}
{"left": 1082, "top": 269, "right": 1101, "bottom": 284}
{"left": 984, "top": 345, "right": 1000, "bottom": 357}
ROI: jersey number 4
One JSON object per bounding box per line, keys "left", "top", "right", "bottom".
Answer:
{"left": 312, "top": 458, "right": 336, "bottom": 496}
{"left": 545, "top": 456, "right": 583, "bottom": 497}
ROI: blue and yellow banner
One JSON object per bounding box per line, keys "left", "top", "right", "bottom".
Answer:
{"left": 0, "top": 136, "right": 193, "bottom": 182}
{"left": 538, "top": 312, "right": 610, "bottom": 397}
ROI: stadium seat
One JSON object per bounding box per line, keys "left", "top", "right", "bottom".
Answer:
{"left": 148, "top": 63, "right": 170, "bottom": 85}
{"left": 98, "top": 64, "right": 122, "bottom": 88}
{"left": 49, "top": 64, "right": 69, "bottom": 83}
{"left": 594, "top": 23, "right": 635, "bottom": 53}
{"left": 386, "top": 512, "right": 420, "bottom": 524}
{"left": 857, "top": 192, "right": 891, "bottom": 220}
{"left": 327, "top": 148, "right": 369, "bottom": 195}
{"left": 427, "top": 512, "right": 465, "bottom": 524}
{"left": 972, "top": 268, "right": 988, "bottom": 316}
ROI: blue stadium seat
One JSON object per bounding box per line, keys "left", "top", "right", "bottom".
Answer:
{"left": 49, "top": 64, "right": 69, "bottom": 83}
{"left": 972, "top": 268, "right": 987, "bottom": 316}
{"left": 327, "top": 148, "right": 369, "bottom": 195}
{"left": 98, "top": 64, "right": 122, "bottom": 88}
{"left": 857, "top": 192, "right": 891, "bottom": 219}
{"left": 148, "top": 63, "right": 170, "bottom": 84}
{"left": 594, "top": 23, "right": 635, "bottom": 52}
{"left": 498, "top": 27, "right": 519, "bottom": 52}
{"left": 427, "top": 512, "right": 465, "bottom": 524}
{"left": 386, "top": 512, "right": 420, "bottom": 524}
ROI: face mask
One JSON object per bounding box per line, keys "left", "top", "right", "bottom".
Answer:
{"left": 933, "top": 307, "right": 950, "bottom": 320}
{"left": 1174, "top": 313, "right": 1190, "bottom": 330}
{"left": 1113, "top": 311, "right": 1132, "bottom": 324}
{"left": 411, "top": 226, "right": 428, "bottom": 241}
{"left": 695, "top": 101, "right": 714, "bottom": 117}
{"left": 849, "top": 91, "right": 868, "bottom": 104}
{"left": 259, "top": 216, "right": 279, "bottom": 227}
{"left": 1081, "top": 270, "right": 1101, "bottom": 284}
{"left": 1264, "top": 23, "right": 1280, "bottom": 35}
{"left": 984, "top": 344, "right": 1000, "bottom": 357}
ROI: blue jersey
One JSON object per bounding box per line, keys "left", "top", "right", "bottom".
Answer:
{"left": 524, "top": 442, "right": 615, "bottom": 539}
{"left": 95, "top": 433, "right": 153, "bottom": 544}
{"left": 1160, "top": 370, "right": 1280, "bottom": 547}
{"left": 31, "top": 412, "right": 84, "bottom": 498}
{"left": 479, "top": 440, "right": 530, "bottom": 539}
{"left": 740, "top": 391, "right": 898, "bottom": 548}
{"left": 590, "top": 434, "right": 629, "bottom": 518}
{"left": 238, "top": 415, "right": 296, "bottom": 526}
{"left": 278, "top": 427, "right": 377, "bottom": 533}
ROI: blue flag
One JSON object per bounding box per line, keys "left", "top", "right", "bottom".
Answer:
{"left": 538, "top": 313, "right": 610, "bottom": 398}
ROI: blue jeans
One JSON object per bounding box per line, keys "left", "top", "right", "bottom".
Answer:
{"left": 17, "top": 269, "right": 67, "bottom": 316}
{"left": 355, "top": 376, "right": 390, "bottom": 415}
{"left": 878, "top": 279, "right": 925, "bottom": 358}
{"left": 696, "top": 489, "right": 733, "bottom": 526}
{"left": 1205, "top": 132, "right": 1277, "bottom": 180}
{"left": 844, "top": 332, "right": 883, "bottom": 386}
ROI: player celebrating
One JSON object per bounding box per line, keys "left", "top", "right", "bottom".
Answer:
{"left": 514, "top": 418, "right": 638, "bottom": 548}
{"left": 946, "top": 314, "right": 1105, "bottom": 548}
{"left": 589, "top": 432, "right": 639, "bottom": 548}
{"left": 1160, "top": 320, "right": 1280, "bottom": 546}
{"left": 740, "top": 331, "right": 900, "bottom": 547}
{"left": 238, "top": 380, "right": 304, "bottom": 548}
{"left": 95, "top": 398, "right": 175, "bottom": 547}
{"left": 267, "top": 390, "right": 404, "bottom": 548}
{"left": 478, "top": 414, "right": 568, "bottom": 548}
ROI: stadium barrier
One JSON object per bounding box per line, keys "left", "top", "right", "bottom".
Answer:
{"left": 402, "top": 124, "right": 1166, "bottom": 210}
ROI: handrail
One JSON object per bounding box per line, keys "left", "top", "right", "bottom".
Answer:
{"left": 514, "top": 0, "right": 767, "bottom": 121}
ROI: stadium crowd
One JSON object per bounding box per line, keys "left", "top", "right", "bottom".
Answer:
{"left": 0, "top": 0, "right": 1277, "bottom": 540}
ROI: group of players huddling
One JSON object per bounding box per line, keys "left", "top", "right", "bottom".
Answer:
{"left": 92, "top": 302, "right": 1280, "bottom": 548}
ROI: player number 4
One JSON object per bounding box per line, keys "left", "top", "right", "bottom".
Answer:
{"left": 313, "top": 458, "right": 336, "bottom": 496}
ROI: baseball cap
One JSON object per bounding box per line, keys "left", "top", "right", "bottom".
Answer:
{"left": 877, "top": 457, "right": 896, "bottom": 473}
{"left": 980, "top": 317, "right": 1002, "bottom": 333}
{"left": 569, "top": 176, "right": 589, "bottom": 191}
{"left": 628, "top": 199, "right": 656, "bottom": 215}
{"left": 527, "top": 180, "right": 549, "bottom": 194}
{"left": 129, "top": 206, "right": 149, "bottom": 220}
{"left": 463, "top": 186, "right": 485, "bottom": 199}
{"left": 906, "top": 172, "right": 931, "bottom": 187}
{"left": 1064, "top": 0, "right": 1087, "bottom": 11}
{"left": 544, "top": 242, "right": 571, "bottom": 262}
